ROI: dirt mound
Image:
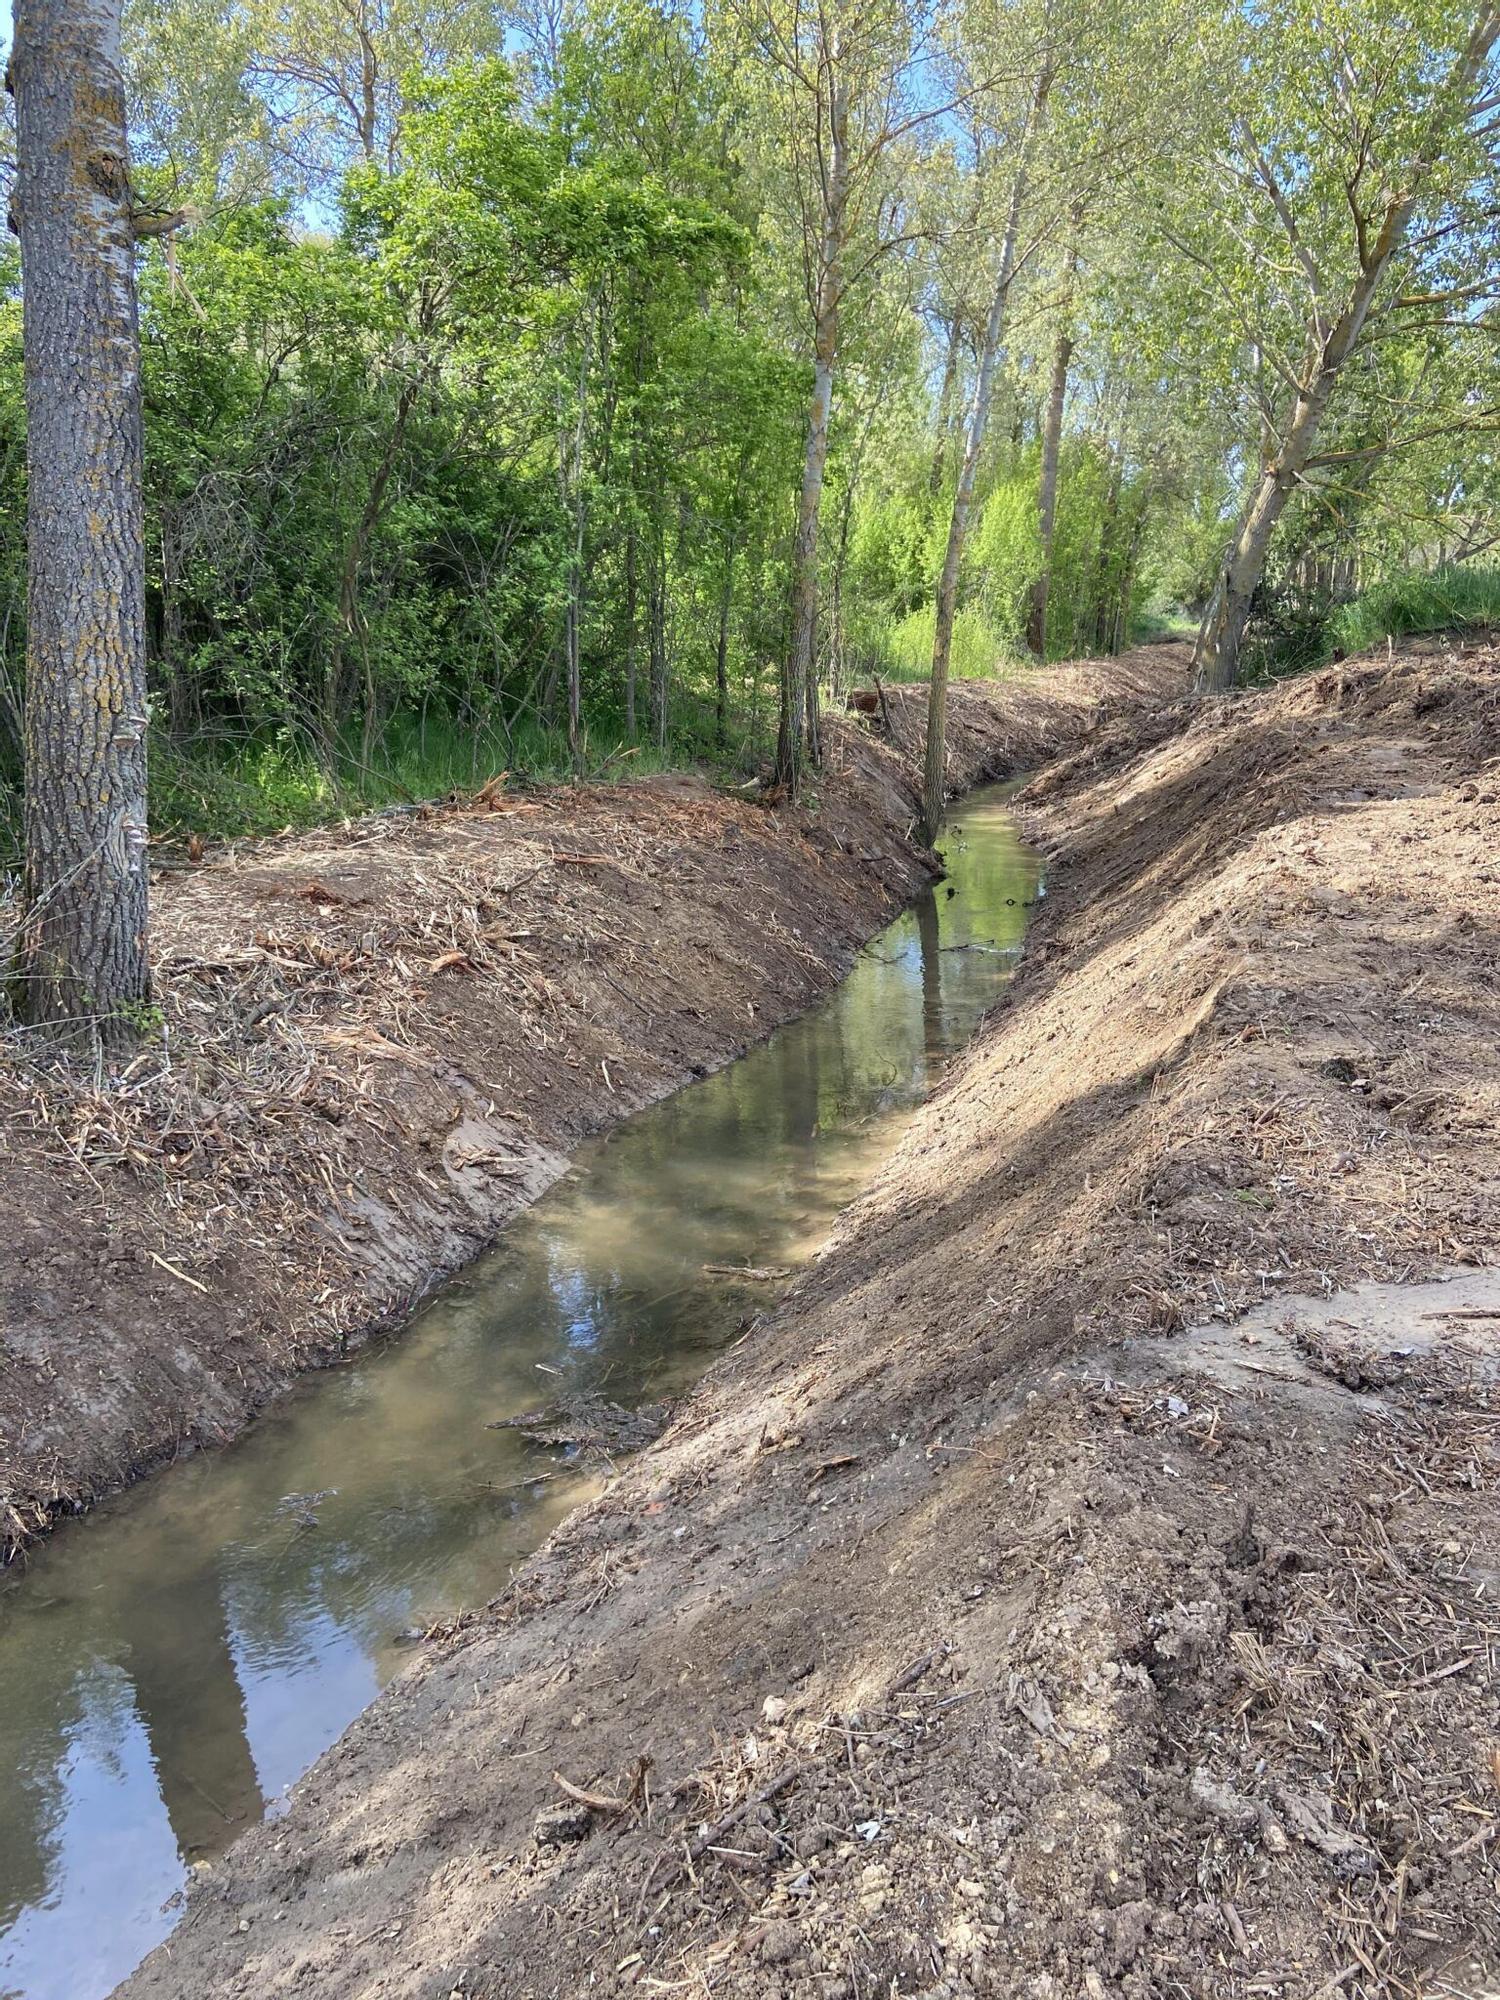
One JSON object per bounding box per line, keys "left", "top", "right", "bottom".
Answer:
{"left": 0, "top": 651, "right": 1184, "bottom": 1562}
{"left": 117, "top": 635, "right": 1499, "bottom": 2000}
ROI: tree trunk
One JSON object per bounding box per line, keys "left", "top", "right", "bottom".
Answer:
{"left": 1026, "top": 219, "right": 1081, "bottom": 659}
{"left": 356, "top": 1, "right": 379, "bottom": 159}
{"left": 325, "top": 369, "right": 421, "bottom": 755}
{"left": 921, "top": 80, "right": 1047, "bottom": 844}
{"left": 779, "top": 312, "right": 836, "bottom": 790}
{"left": 1115, "top": 498, "right": 1148, "bottom": 652}
{"left": 776, "top": 76, "right": 848, "bottom": 793}
{"left": 830, "top": 482, "right": 854, "bottom": 704}
{"left": 623, "top": 514, "right": 638, "bottom": 741}
{"left": 13, "top": 0, "right": 151, "bottom": 1045}
{"left": 715, "top": 536, "right": 735, "bottom": 750}
{"left": 1091, "top": 438, "right": 1125, "bottom": 652}
{"left": 648, "top": 526, "right": 667, "bottom": 749}
{"left": 927, "top": 313, "right": 963, "bottom": 496}
{"left": 565, "top": 332, "right": 590, "bottom": 776}
{"left": 1194, "top": 385, "right": 1330, "bottom": 692}
{"left": 565, "top": 547, "right": 583, "bottom": 772}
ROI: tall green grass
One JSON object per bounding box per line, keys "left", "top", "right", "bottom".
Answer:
{"left": 1249, "top": 563, "right": 1500, "bottom": 683}
{"left": 145, "top": 707, "right": 716, "bottom": 847}
{"left": 1326, "top": 564, "right": 1500, "bottom": 657}
{"left": 865, "top": 604, "right": 1019, "bottom": 683}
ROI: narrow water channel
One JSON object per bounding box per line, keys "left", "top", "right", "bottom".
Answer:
{"left": 0, "top": 786, "right": 1042, "bottom": 2000}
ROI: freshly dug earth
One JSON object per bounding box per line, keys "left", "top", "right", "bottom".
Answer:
{"left": 0, "top": 651, "right": 1182, "bottom": 1561}
{"left": 121, "top": 636, "right": 1500, "bottom": 2000}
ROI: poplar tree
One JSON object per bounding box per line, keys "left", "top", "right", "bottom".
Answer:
{"left": 12, "top": 0, "right": 152, "bottom": 1045}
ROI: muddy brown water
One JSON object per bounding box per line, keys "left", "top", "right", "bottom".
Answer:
{"left": 0, "top": 788, "right": 1041, "bottom": 2000}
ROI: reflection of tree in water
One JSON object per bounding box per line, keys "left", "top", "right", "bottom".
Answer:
{"left": 915, "top": 891, "right": 945, "bottom": 1071}
{"left": 0, "top": 1554, "right": 263, "bottom": 1951}
{"left": 0, "top": 1753, "right": 54, "bottom": 1945}
{"left": 126, "top": 1572, "right": 262, "bottom": 1859}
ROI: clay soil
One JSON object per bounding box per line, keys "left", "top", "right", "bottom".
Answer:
{"left": 120, "top": 636, "right": 1500, "bottom": 2000}
{"left": 0, "top": 651, "right": 1181, "bottom": 1562}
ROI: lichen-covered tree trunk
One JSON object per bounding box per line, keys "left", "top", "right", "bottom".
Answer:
{"left": 13, "top": 0, "right": 151, "bottom": 1044}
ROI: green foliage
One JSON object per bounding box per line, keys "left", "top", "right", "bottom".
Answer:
{"left": 7, "top": 0, "right": 1499, "bottom": 862}
{"left": 968, "top": 467, "right": 1041, "bottom": 652}
{"left": 875, "top": 604, "right": 1017, "bottom": 682}
{"left": 1330, "top": 567, "right": 1500, "bottom": 655}
{"left": 1236, "top": 564, "right": 1500, "bottom": 685}
{"left": 0, "top": 18, "right": 813, "bottom": 852}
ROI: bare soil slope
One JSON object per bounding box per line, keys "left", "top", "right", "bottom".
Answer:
{"left": 122, "top": 638, "right": 1500, "bottom": 2000}
{"left": 1, "top": 652, "right": 1182, "bottom": 1560}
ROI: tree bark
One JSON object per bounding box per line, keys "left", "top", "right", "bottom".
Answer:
{"left": 1025, "top": 218, "right": 1081, "bottom": 658}
{"left": 13, "top": 0, "right": 151, "bottom": 1044}
{"left": 927, "top": 312, "right": 963, "bottom": 496}
{"left": 922, "top": 79, "right": 1048, "bottom": 844}
{"left": 623, "top": 513, "right": 639, "bottom": 741}
{"left": 355, "top": 0, "right": 379, "bottom": 159}
{"left": 564, "top": 324, "right": 591, "bottom": 776}
{"left": 778, "top": 310, "right": 836, "bottom": 789}
{"left": 648, "top": 525, "right": 667, "bottom": 749}
{"left": 715, "top": 535, "right": 736, "bottom": 749}
{"left": 776, "top": 74, "right": 848, "bottom": 793}
{"left": 1193, "top": 379, "right": 1334, "bottom": 692}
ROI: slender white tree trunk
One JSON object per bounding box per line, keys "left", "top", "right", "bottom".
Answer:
{"left": 777, "top": 75, "right": 848, "bottom": 792}
{"left": 922, "top": 80, "right": 1048, "bottom": 842}
{"left": 1026, "top": 218, "right": 1081, "bottom": 659}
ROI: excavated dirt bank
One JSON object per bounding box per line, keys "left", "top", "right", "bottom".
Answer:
{"left": 121, "top": 637, "right": 1500, "bottom": 2000}
{"left": 0, "top": 652, "right": 1183, "bottom": 1562}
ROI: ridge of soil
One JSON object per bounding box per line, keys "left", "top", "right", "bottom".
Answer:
{"left": 0, "top": 651, "right": 1183, "bottom": 1564}
{"left": 120, "top": 635, "right": 1500, "bottom": 2000}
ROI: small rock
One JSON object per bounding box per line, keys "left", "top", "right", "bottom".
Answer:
{"left": 534, "top": 1801, "right": 592, "bottom": 1846}
{"left": 762, "top": 1695, "right": 789, "bottom": 1724}
{"left": 1190, "top": 1767, "right": 1259, "bottom": 1836}
{"left": 758, "top": 1919, "right": 799, "bottom": 1966}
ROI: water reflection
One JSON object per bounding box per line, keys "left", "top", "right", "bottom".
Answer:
{"left": 0, "top": 788, "right": 1041, "bottom": 2000}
